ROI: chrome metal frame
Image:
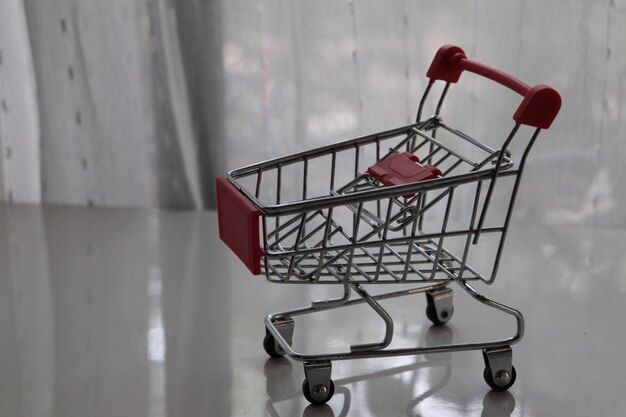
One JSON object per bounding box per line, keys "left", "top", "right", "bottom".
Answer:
{"left": 264, "top": 280, "right": 524, "bottom": 363}
{"left": 226, "top": 77, "right": 542, "bottom": 399}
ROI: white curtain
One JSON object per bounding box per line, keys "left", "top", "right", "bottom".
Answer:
{"left": 0, "top": 0, "right": 224, "bottom": 209}
{"left": 1, "top": 0, "right": 624, "bottom": 227}
{"left": 0, "top": 0, "right": 40, "bottom": 204}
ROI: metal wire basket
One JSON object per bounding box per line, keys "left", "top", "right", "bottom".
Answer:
{"left": 217, "top": 44, "right": 561, "bottom": 405}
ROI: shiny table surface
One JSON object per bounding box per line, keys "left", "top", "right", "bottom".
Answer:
{"left": 1, "top": 203, "right": 625, "bottom": 417}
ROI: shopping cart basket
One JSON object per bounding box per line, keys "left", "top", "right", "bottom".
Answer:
{"left": 216, "top": 44, "right": 561, "bottom": 405}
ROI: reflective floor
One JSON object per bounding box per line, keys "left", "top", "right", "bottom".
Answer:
{"left": 1, "top": 203, "right": 625, "bottom": 417}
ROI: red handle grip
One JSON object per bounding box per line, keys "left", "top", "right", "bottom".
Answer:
{"left": 426, "top": 45, "right": 561, "bottom": 129}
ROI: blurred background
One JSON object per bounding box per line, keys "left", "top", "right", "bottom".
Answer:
{"left": 0, "top": 0, "right": 623, "bottom": 228}
{"left": 2, "top": 2, "right": 626, "bottom": 416}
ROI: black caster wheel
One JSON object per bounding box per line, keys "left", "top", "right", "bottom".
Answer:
{"left": 483, "top": 365, "right": 517, "bottom": 392}
{"left": 263, "top": 317, "right": 294, "bottom": 358}
{"left": 302, "top": 379, "right": 335, "bottom": 405}
{"left": 425, "top": 302, "right": 454, "bottom": 326}
{"left": 425, "top": 287, "right": 454, "bottom": 326}
{"left": 263, "top": 333, "right": 284, "bottom": 358}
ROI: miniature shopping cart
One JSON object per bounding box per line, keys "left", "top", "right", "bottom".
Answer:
{"left": 216, "top": 44, "right": 561, "bottom": 405}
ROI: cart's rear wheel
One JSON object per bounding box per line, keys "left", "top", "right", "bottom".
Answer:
{"left": 263, "top": 333, "right": 284, "bottom": 358}
{"left": 483, "top": 365, "right": 517, "bottom": 391}
{"left": 302, "top": 379, "right": 335, "bottom": 405}
{"left": 426, "top": 303, "right": 453, "bottom": 325}
{"left": 425, "top": 287, "right": 454, "bottom": 326}
{"left": 263, "top": 317, "right": 295, "bottom": 358}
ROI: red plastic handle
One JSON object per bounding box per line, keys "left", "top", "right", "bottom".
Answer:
{"left": 426, "top": 45, "right": 561, "bottom": 129}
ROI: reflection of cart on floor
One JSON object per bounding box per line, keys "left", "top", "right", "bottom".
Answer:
{"left": 217, "top": 44, "right": 561, "bottom": 405}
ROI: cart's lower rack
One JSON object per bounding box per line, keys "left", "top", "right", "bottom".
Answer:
{"left": 263, "top": 278, "right": 524, "bottom": 405}
{"left": 263, "top": 237, "right": 486, "bottom": 283}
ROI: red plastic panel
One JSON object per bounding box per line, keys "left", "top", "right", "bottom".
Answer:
{"left": 216, "top": 177, "right": 262, "bottom": 275}
{"left": 426, "top": 44, "right": 561, "bottom": 129}
{"left": 368, "top": 152, "right": 442, "bottom": 197}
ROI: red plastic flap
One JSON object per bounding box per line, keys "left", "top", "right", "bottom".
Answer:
{"left": 368, "top": 152, "right": 442, "bottom": 195}
{"left": 216, "top": 177, "right": 262, "bottom": 275}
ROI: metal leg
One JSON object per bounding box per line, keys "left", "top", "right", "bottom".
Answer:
{"left": 272, "top": 317, "right": 294, "bottom": 355}
{"left": 302, "top": 361, "right": 334, "bottom": 405}
{"left": 457, "top": 280, "right": 525, "bottom": 344}
{"left": 482, "top": 346, "right": 516, "bottom": 391}
{"left": 425, "top": 287, "right": 454, "bottom": 325}
{"left": 349, "top": 283, "right": 394, "bottom": 352}
{"left": 311, "top": 284, "right": 351, "bottom": 309}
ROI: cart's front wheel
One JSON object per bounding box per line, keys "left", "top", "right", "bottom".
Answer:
{"left": 302, "top": 379, "right": 335, "bottom": 405}
{"left": 483, "top": 365, "right": 517, "bottom": 391}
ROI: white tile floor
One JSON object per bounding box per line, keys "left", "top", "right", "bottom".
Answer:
{"left": 1, "top": 204, "right": 625, "bottom": 416}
